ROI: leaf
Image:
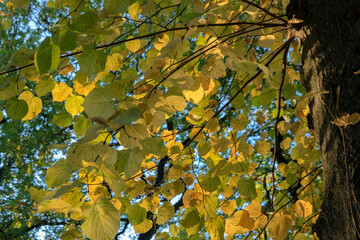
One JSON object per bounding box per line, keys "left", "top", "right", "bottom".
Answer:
{"left": 126, "top": 38, "right": 141, "bottom": 53}
{"left": 65, "top": 95, "right": 84, "bottom": 116}
{"left": 11, "top": 48, "right": 34, "bottom": 67}
{"left": 34, "top": 37, "right": 60, "bottom": 75}
{"left": 332, "top": 113, "right": 360, "bottom": 127}
{"left": 201, "top": 55, "right": 226, "bottom": 79}
{"left": 294, "top": 200, "right": 313, "bottom": 218}
{"left": 255, "top": 141, "right": 271, "bottom": 156}
{"left": 74, "top": 115, "right": 92, "bottom": 137}
{"left": 46, "top": 159, "right": 72, "bottom": 188}
{"left": 237, "top": 179, "right": 257, "bottom": 202}
{"left": 36, "top": 76, "right": 56, "bottom": 97}
{"left": 18, "top": 91, "right": 42, "bottom": 120}
{"left": 259, "top": 35, "right": 275, "bottom": 48}
{"left": 181, "top": 209, "right": 200, "bottom": 228}
{"left": 165, "top": 95, "right": 187, "bottom": 112}
{"left": 52, "top": 111, "right": 73, "bottom": 127}
{"left": 75, "top": 46, "right": 107, "bottom": 78}
{"left": 81, "top": 197, "right": 120, "bottom": 240}
{"left": 108, "top": 107, "right": 141, "bottom": 124}
{"left": 52, "top": 82, "right": 73, "bottom": 102}
{"left": 38, "top": 199, "right": 78, "bottom": 213}
{"left": 140, "top": 137, "right": 165, "bottom": 156}
{"left": 157, "top": 201, "right": 175, "bottom": 224}
{"left": 103, "top": 0, "right": 130, "bottom": 15}
{"left": 5, "top": 97, "right": 28, "bottom": 120}
{"left": 83, "top": 87, "right": 115, "bottom": 119}
{"left": 123, "top": 147, "right": 143, "bottom": 179}
{"left": 11, "top": 0, "right": 30, "bottom": 9}
{"left": 128, "top": 204, "right": 147, "bottom": 225}
{"left": 267, "top": 212, "right": 293, "bottom": 240}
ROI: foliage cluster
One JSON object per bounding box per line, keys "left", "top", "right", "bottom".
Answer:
{"left": 0, "top": 0, "right": 326, "bottom": 239}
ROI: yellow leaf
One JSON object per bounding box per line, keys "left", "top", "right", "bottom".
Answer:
{"left": 106, "top": 53, "right": 123, "bottom": 71}
{"left": 225, "top": 210, "right": 249, "bottom": 236}
{"left": 255, "top": 141, "right": 271, "bottom": 156}
{"left": 133, "top": 219, "right": 153, "bottom": 233}
{"left": 65, "top": 95, "right": 84, "bottom": 116}
{"left": 253, "top": 215, "right": 268, "bottom": 230}
{"left": 52, "top": 82, "right": 72, "bottom": 102}
{"left": 165, "top": 95, "right": 187, "bottom": 112}
{"left": 126, "top": 37, "right": 141, "bottom": 53}
{"left": 183, "top": 173, "right": 195, "bottom": 186}
{"left": 201, "top": 55, "right": 226, "bottom": 79}
{"left": 294, "top": 200, "right": 313, "bottom": 218}
{"left": 18, "top": 91, "right": 42, "bottom": 120}
{"left": 244, "top": 201, "right": 262, "bottom": 218}
{"left": 267, "top": 212, "right": 292, "bottom": 240}
{"left": 259, "top": 35, "right": 275, "bottom": 48}
{"left": 220, "top": 199, "right": 236, "bottom": 215}
{"left": 280, "top": 137, "right": 292, "bottom": 150}
{"left": 237, "top": 210, "right": 254, "bottom": 231}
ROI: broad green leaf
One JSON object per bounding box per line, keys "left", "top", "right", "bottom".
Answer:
{"left": 124, "top": 147, "right": 143, "bottom": 179}
{"left": 52, "top": 24, "right": 77, "bottom": 51}
{"left": 81, "top": 197, "right": 121, "bottom": 240}
{"left": 0, "top": 111, "right": 3, "bottom": 122}
{"left": 109, "top": 107, "right": 141, "bottom": 124}
{"left": 65, "top": 95, "right": 84, "bottom": 116}
{"left": 83, "top": 87, "right": 115, "bottom": 119}
{"left": 34, "top": 37, "right": 60, "bottom": 75}
{"left": 237, "top": 179, "right": 257, "bottom": 202}
{"left": 18, "top": 91, "right": 42, "bottom": 120}
{"left": 46, "top": 159, "right": 72, "bottom": 188}
{"left": 11, "top": 48, "right": 34, "bottom": 67}
{"left": 201, "top": 55, "right": 226, "bottom": 79}
{"left": 124, "top": 124, "right": 148, "bottom": 140}
{"left": 0, "top": 77, "right": 25, "bottom": 101}
{"left": 181, "top": 209, "right": 201, "bottom": 228}
{"left": 60, "top": 228, "right": 83, "bottom": 240}
{"left": 74, "top": 115, "right": 92, "bottom": 137}
{"left": 52, "top": 111, "right": 73, "bottom": 127}
{"left": 5, "top": 97, "right": 28, "bottom": 120}
{"left": 128, "top": 204, "right": 147, "bottom": 225}
{"left": 140, "top": 137, "right": 164, "bottom": 156}
{"left": 76, "top": 46, "right": 107, "bottom": 78}
{"left": 103, "top": 0, "right": 130, "bottom": 15}
{"left": 11, "top": 0, "right": 30, "bottom": 8}
{"left": 36, "top": 76, "right": 56, "bottom": 97}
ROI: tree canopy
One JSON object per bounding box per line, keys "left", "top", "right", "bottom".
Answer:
{"left": 1, "top": 0, "right": 358, "bottom": 239}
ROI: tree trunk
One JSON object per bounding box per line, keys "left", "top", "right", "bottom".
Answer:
{"left": 297, "top": 0, "right": 360, "bottom": 239}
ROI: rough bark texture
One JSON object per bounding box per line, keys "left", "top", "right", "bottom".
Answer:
{"left": 296, "top": 0, "right": 360, "bottom": 239}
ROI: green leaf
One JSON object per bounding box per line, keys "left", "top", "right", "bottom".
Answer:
{"left": 5, "top": 97, "right": 28, "bottom": 120}
{"left": 11, "top": 0, "right": 30, "bottom": 8}
{"left": 38, "top": 199, "right": 79, "bottom": 213}
{"left": 181, "top": 209, "right": 200, "bottom": 228}
{"left": 36, "top": 76, "right": 56, "bottom": 97}
{"left": 237, "top": 179, "right": 257, "bottom": 202}
{"left": 34, "top": 37, "right": 60, "bottom": 75}
{"left": 128, "top": 204, "right": 147, "bottom": 225}
{"left": 0, "top": 77, "right": 25, "bottom": 101}
{"left": 83, "top": 87, "right": 115, "bottom": 119}
{"left": 11, "top": 48, "right": 34, "bottom": 67}
{"left": 75, "top": 46, "right": 107, "bottom": 78}
{"left": 52, "top": 111, "right": 73, "bottom": 127}
{"left": 46, "top": 159, "right": 72, "bottom": 188}
{"left": 124, "top": 147, "right": 143, "bottom": 179}
{"left": 52, "top": 24, "right": 77, "bottom": 51}
{"left": 109, "top": 107, "right": 141, "bottom": 124}
{"left": 140, "top": 137, "right": 165, "bottom": 156}
{"left": 81, "top": 197, "right": 121, "bottom": 240}
{"left": 74, "top": 115, "right": 92, "bottom": 137}
{"left": 104, "top": 0, "right": 130, "bottom": 15}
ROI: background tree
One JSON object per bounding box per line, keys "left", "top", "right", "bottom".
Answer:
{"left": 0, "top": 0, "right": 358, "bottom": 239}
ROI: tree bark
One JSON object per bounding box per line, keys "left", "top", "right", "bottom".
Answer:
{"left": 297, "top": 0, "right": 360, "bottom": 239}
